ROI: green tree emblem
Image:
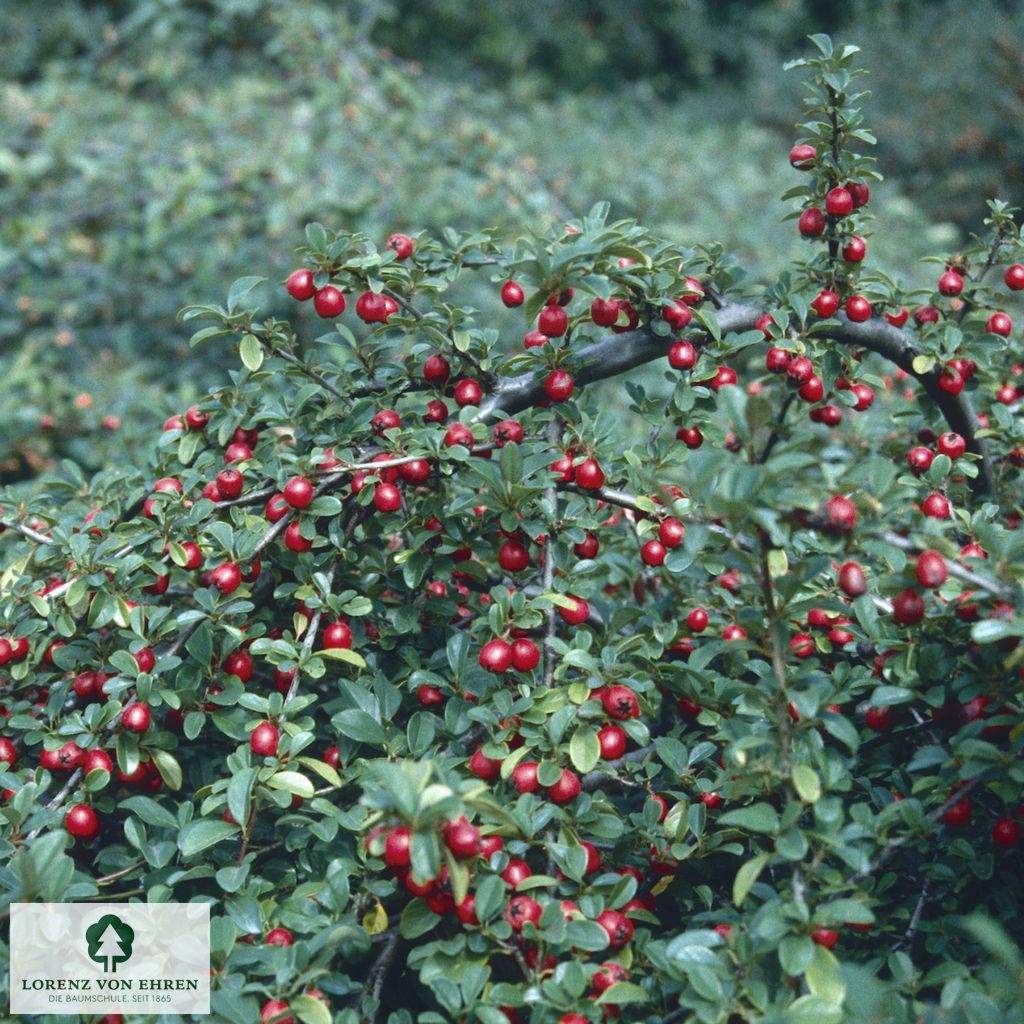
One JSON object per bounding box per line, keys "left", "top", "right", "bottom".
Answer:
{"left": 85, "top": 914, "right": 135, "bottom": 973}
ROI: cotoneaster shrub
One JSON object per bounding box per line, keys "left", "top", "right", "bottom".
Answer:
{"left": 1, "top": 38, "right": 1023, "bottom": 1024}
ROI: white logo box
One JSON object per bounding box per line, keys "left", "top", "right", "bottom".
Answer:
{"left": 10, "top": 902, "right": 210, "bottom": 1015}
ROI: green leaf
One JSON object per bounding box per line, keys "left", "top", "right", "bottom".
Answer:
{"left": 805, "top": 946, "right": 846, "bottom": 1005}
{"left": 149, "top": 750, "right": 183, "bottom": 791}
{"left": 227, "top": 767, "right": 258, "bottom": 827}
{"left": 293, "top": 994, "right": 333, "bottom": 1024}
{"left": 227, "top": 275, "right": 266, "bottom": 309}
{"left": 239, "top": 333, "right": 264, "bottom": 371}
{"left": 178, "top": 819, "right": 239, "bottom": 858}
{"left": 335, "top": 709, "right": 385, "bottom": 745}
{"left": 400, "top": 898, "right": 440, "bottom": 939}
{"left": 597, "top": 981, "right": 648, "bottom": 1005}
{"left": 792, "top": 765, "right": 821, "bottom": 803}
{"left": 733, "top": 853, "right": 769, "bottom": 907}
{"left": 267, "top": 771, "right": 315, "bottom": 799}
{"left": 767, "top": 548, "right": 789, "bottom": 578}
{"left": 569, "top": 726, "right": 601, "bottom": 773}
{"left": 720, "top": 802, "right": 780, "bottom": 834}
{"left": 319, "top": 647, "right": 367, "bottom": 668}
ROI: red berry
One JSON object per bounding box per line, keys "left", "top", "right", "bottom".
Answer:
{"left": 386, "top": 233, "right": 414, "bottom": 259}
{"left": 845, "top": 295, "right": 872, "bottom": 322}
{"left": 799, "top": 208, "right": 827, "bottom": 237}
{"left": 546, "top": 768, "right": 581, "bottom": 804}
{"left": 1004, "top": 264, "right": 1024, "bottom": 291}
{"left": 210, "top": 562, "right": 243, "bottom": 594}
{"left": 504, "top": 895, "right": 543, "bottom": 932}
{"left": 538, "top": 305, "right": 568, "bottom": 338}
{"left": 498, "top": 540, "right": 530, "bottom": 572}
{"left": 355, "top": 291, "right": 389, "bottom": 323}
{"left": 907, "top": 446, "right": 934, "bottom": 474}
{"left": 886, "top": 307, "right": 909, "bottom": 327}
{"left": 469, "top": 748, "right": 502, "bottom": 780}
{"left": 937, "top": 366, "right": 964, "bottom": 395}
{"left": 838, "top": 561, "right": 867, "bottom": 597}
{"left": 937, "top": 432, "right": 966, "bottom": 459}
{"left": 501, "top": 280, "right": 525, "bottom": 307}
{"left": 266, "top": 493, "right": 290, "bottom": 522}
{"left": 677, "top": 426, "right": 703, "bottom": 449}
{"left": 65, "top": 803, "right": 100, "bottom": 839}
{"left": 285, "top": 269, "right": 316, "bottom": 300}
{"left": 811, "top": 289, "right": 840, "bottom": 316}
{"left": 825, "top": 495, "right": 857, "bottom": 533}
{"left": 574, "top": 459, "right": 604, "bottom": 490}
{"left": 841, "top": 237, "right": 866, "bottom": 262}
{"left": 916, "top": 550, "right": 948, "bottom": 589}
{"left": 663, "top": 299, "right": 693, "bottom": 330}
{"left": 121, "top": 703, "right": 151, "bottom": 733}
{"left": 265, "top": 927, "right": 294, "bottom": 947}
{"left": 574, "top": 531, "right": 599, "bottom": 559}
{"left": 687, "top": 607, "right": 708, "bottom": 632}
{"left": 454, "top": 378, "right": 483, "bottom": 407}
{"left": 789, "top": 144, "right": 816, "bottom": 169}
{"left": 559, "top": 596, "right": 590, "bottom": 625}
{"left": 921, "top": 493, "right": 951, "bottom": 519}
{"left": 251, "top": 722, "right": 280, "bottom": 756}
{"left": 479, "top": 639, "right": 513, "bottom": 674}
{"left": 544, "top": 370, "right": 574, "bottom": 402}
{"left": 766, "top": 347, "right": 792, "bottom": 373}
{"left": 444, "top": 816, "right": 481, "bottom": 858}
{"left": 659, "top": 518, "right": 685, "bottom": 548}
{"left": 512, "top": 761, "right": 540, "bottom": 794}
{"left": 943, "top": 798, "right": 972, "bottom": 827}
{"left": 373, "top": 482, "right": 403, "bottom": 513}
{"left": 825, "top": 187, "right": 854, "bottom": 216}
{"left": 641, "top": 539, "right": 666, "bottom": 566}
{"left": 598, "top": 725, "right": 627, "bottom": 760}
{"left": 285, "top": 521, "right": 313, "bottom": 552}
{"left": 846, "top": 181, "right": 870, "bottom": 207}
{"left": 602, "top": 685, "right": 640, "bottom": 720}
{"left": 789, "top": 633, "right": 815, "bottom": 658}
{"left": 811, "top": 929, "right": 840, "bottom": 950}
{"left": 283, "top": 476, "right": 314, "bottom": 509}
{"left": 511, "top": 638, "right": 540, "bottom": 672}
{"left": 260, "top": 999, "right": 293, "bottom": 1024}
{"left": 986, "top": 312, "right": 1012, "bottom": 336}
{"left": 322, "top": 620, "right": 352, "bottom": 650}
{"left": 313, "top": 285, "right": 345, "bottom": 318}
{"left": 444, "top": 423, "right": 475, "bottom": 448}
{"left": 597, "top": 909, "right": 634, "bottom": 949}
{"left": 668, "top": 340, "right": 696, "bottom": 370}
{"left": 892, "top": 588, "right": 925, "bottom": 626}
{"left": 993, "top": 816, "right": 1021, "bottom": 848}
{"left": 938, "top": 270, "right": 964, "bottom": 297}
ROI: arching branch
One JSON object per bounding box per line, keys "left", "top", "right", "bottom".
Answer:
{"left": 479, "top": 303, "right": 995, "bottom": 494}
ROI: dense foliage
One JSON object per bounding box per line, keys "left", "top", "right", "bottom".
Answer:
{"left": 2, "top": 36, "right": 1024, "bottom": 1024}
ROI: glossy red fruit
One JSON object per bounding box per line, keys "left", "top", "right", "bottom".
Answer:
{"left": 789, "top": 633, "right": 815, "bottom": 658}
{"left": 133, "top": 647, "right": 156, "bottom": 673}
{"left": 663, "top": 299, "right": 693, "bottom": 330}
{"left": 687, "top": 607, "right": 709, "bottom": 633}
{"left": 787, "top": 356, "right": 814, "bottom": 385}
{"left": 444, "top": 816, "right": 480, "bottom": 858}
{"left": 469, "top": 747, "right": 502, "bottom": 780}
{"left": 847, "top": 180, "right": 870, "bottom": 207}
{"left": 505, "top": 895, "right": 543, "bottom": 932}
{"left": 799, "top": 375, "right": 824, "bottom": 402}
{"left": 590, "top": 297, "right": 620, "bottom": 326}
{"left": 83, "top": 749, "right": 114, "bottom": 775}
{"left": 825, "top": 187, "right": 853, "bottom": 216}
{"left": 921, "top": 493, "right": 950, "bottom": 519}
{"left": 1005, "top": 264, "right": 1024, "bottom": 290}
{"left": 210, "top": 562, "right": 242, "bottom": 594}
{"left": 355, "top": 291, "right": 389, "bottom": 323}
{"left": 538, "top": 305, "right": 568, "bottom": 337}
{"left": 865, "top": 706, "right": 894, "bottom": 731}
{"left": 511, "top": 638, "right": 540, "bottom": 672}
{"left": 845, "top": 295, "right": 872, "bottom": 322}
{"left": 937, "top": 366, "right": 964, "bottom": 395}
{"left": 544, "top": 370, "right": 574, "bottom": 402}
{"left": 512, "top": 761, "right": 540, "bottom": 794}
{"left": 574, "top": 459, "right": 605, "bottom": 490}
{"left": 592, "top": 962, "right": 629, "bottom": 994}
{"left": 838, "top": 561, "right": 867, "bottom": 597}
{"left": 907, "top": 446, "right": 934, "bottom": 474}
{"left": 986, "top": 311, "right": 1012, "bottom": 336}
{"left": 121, "top": 703, "right": 151, "bottom": 733}
{"left": 65, "top": 803, "right": 100, "bottom": 838}
{"left": 501, "top": 280, "right": 525, "bottom": 307}
{"left": 264, "top": 927, "right": 294, "bottom": 947}
{"left": 598, "top": 909, "right": 635, "bottom": 949}
{"left": 283, "top": 476, "right": 314, "bottom": 510}
{"left": 993, "top": 816, "right": 1021, "bottom": 848}
{"left": 886, "top": 307, "right": 909, "bottom": 327}
{"left": 492, "top": 418, "right": 524, "bottom": 447}
{"left": 677, "top": 426, "right": 703, "bottom": 448}
{"left": 454, "top": 378, "right": 483, "bottom": 407}
{"left": 659, "top": 518, "right": 685, "bottom": 548}
{"left": 573, "top": 531, "right": 599, "bottom": 559}
{"left": 184, "top": 404, "right": 209, "bottom": 430}
{"left": 766, "top": 347, "right": 792, "bottom": 373}
{"left": 938, "top": 270, "right": 964, "bottom": 296}
{"left": 668, "top": 339, "right": 696, "bottom": 370}
{"left": 892, "top": 588, "right": 925, "bottom": 626}
{"left": 444, "top": 423, "right": 475, "bottom": 448}
{"left": 479, "top": 639, "right": 513, "bottom": 674}
{"left": 842, "top": 236, "right": 866, "bottom": 262}
{"left": 937, "top": 432, "right": 966, "bottom": 459}
{"left": 641, "top": 539, "right": 666, "bottom": 566}
{"left": 602, "top": 685, "right": 640, "bottom": 720}
{"left": 559, "top": 595, "right": 590, "bottom": 625}
{"left": 943, "top": 798, "right": 972, "bottom": 826}
{"left": 373, "top": 482, "right": 402, "bottom": 513}
{"left": 498, "top": 541, "right": 529, "bottom": 572}
{"left": 313, "top": 285, "right": 345, "bottom": 318}
{"left": 798, "top": 208, "right": 826, "bottom": 236}
{"left": 701, "top": 791, "right": 724, "bottom": 809}
{"left": 722, "top": 624, "right": 747, "bottom": 641}
{"left": 260, "top": 999, "right": 294, "bottom": 1024}
{"left": 916, "top": 550, "right": 948, "bottom": 589}
{"left": 825, "top": 495, "right": 857, "bottom": 533}
{"left": 915, "top": 304, "right": 940, "bottom": 326}
{"left": 284, "top": 520, "right": 311, "bottom": 552}
{"left": 789, "top": 144, "right": 816, "bottom": 169}
{"left": 812, "top": 929, "right": 840, "bottom": 949}
{"left": 285, "top": 269, "right": 316, "bottom": 300}
{"left": 322, "top": 620, "right": 352, "bottom": 650}
{"left": 598, "top": 724, "right": 627, "bottom": 760}
{"left": 250, "top": 722, "right": 280, "bottom": 757}
{"left": 811, "top": 289, "right": 840, "bottom": 316}
{"left": 546, "top": 768, "right": 581, "bottom": 804}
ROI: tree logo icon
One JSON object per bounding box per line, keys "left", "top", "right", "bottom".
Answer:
{"left": 85, "top": 914, "right": 135, "bottom": 973}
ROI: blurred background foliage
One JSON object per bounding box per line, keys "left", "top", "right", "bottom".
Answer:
{"left": 1, "top": 0, "right": 1019, "bottom": 482}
